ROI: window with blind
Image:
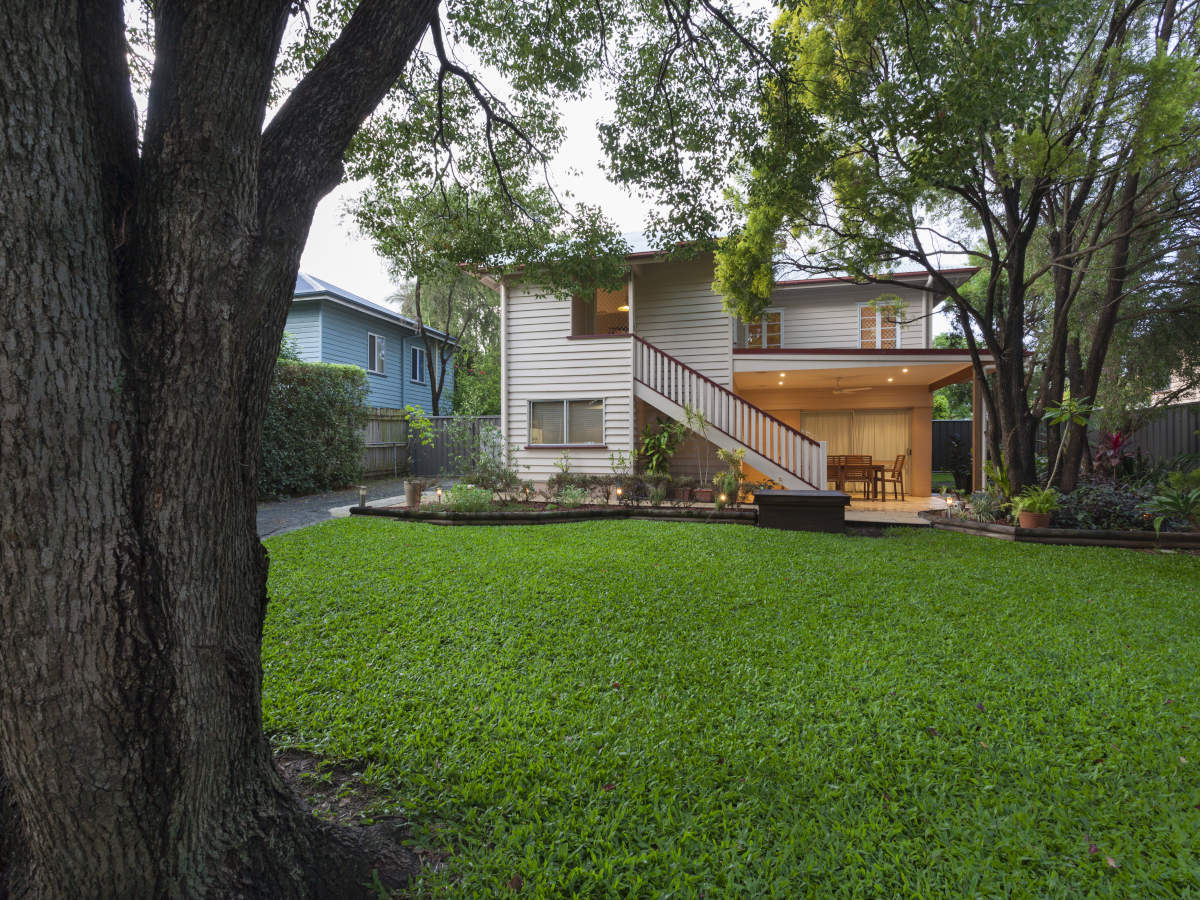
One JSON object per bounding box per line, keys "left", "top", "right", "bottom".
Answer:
{"left": 744, "top": 309, "right": 783, "bottom": 348}
{"left": 528, "top": 399, "right": 604, "bottom": 445}
{"left": 859, "top": 303, "right": 900, "bottom": 349}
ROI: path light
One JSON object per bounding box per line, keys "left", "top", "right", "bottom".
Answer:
{"left": 719, "top": 494, "right": 727, "bottom": 503}
{"left": 436, "top": 487, "right": 443, "bottom": 503}
{"left": 616, "top": 487, "right": 623, "bottom": 497}
{"left": 358, "top": 485, "right": 366, "bottom": 507}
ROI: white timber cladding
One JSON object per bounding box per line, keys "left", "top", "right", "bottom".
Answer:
{"left": 767, "top": 282, "right": 929, "bottom": 349}
{"left": 634, "top": 255, "right": 733, "bottom": 386}
{"left": 503, "top": 282, "right": 633, "bottom": 480}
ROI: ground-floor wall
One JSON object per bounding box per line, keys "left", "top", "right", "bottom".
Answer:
{"left": 735, "top": 385, "right": 934, "bottom": 497}
{"left": 634, "top": 399, "right": 724, "bottom": 484}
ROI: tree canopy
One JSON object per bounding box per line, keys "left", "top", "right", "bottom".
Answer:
{"left": 684, "top": 0, "right": 1200, "bottom": 488}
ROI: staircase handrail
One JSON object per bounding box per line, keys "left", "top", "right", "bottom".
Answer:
{"left": 631, "top": 334, "right": 823, "bottom": 451}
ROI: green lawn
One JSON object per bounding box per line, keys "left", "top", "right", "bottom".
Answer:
{"left": 263, "top": 519, "right": 1200, "bottom": 898}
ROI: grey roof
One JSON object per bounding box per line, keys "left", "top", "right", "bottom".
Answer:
{"left": 293, "top": 272, "right": 456, "bottom": 344}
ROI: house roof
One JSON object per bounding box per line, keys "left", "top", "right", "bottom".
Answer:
{"left": 773, "top": 266, "right": 980, "bottom": 289}
{"left": 293, "top": 272, "right": 456, "bottom": 344}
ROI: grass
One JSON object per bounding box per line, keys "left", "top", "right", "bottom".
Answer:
{"left": 263, "top": 518, "right": 1200, "bottom": 898}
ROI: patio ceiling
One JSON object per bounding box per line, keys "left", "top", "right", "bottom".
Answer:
{"left": 733, "top": 355, "right": 978, "bottom": 391}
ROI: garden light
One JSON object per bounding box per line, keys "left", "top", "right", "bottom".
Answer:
{"left": 616, "top": 487, "right": 623, "bottom": 496}
{"left": 719, "top": 494, "right": 727, "bottom": 503}
{"left": 436, "top": 487, "right": 443, "bottom": 503}
{"left": 358, "top": 485, "right": 366, "bottom": 507}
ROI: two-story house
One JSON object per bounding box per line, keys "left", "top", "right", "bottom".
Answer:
{"left": 288, "top": 273, "right": 456, "bottom": 415}
{"left": 486, "top": 248, "right": 987, "bottom": 499}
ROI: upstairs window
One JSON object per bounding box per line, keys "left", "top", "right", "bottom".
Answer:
{"left": 744, "top": 309, "right": 783, "bottom": 349}
{"left": 410, "top": 345, "right": 427, "bottom": 384}
{"left": 571, "top": 286, "right": 629, "bottom": 336}
{"left": 859, "top": 303, "right": 900, "bottom": 349}
{"left": 367, "top": 333, "right": 385, "bottom": 374}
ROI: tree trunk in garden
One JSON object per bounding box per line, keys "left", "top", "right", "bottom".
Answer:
{"left": 0, "top": 0, "right": 437, "bottom": 894}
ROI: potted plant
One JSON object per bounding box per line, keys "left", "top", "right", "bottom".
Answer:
{"left": 713, "top": 448, "right": 745, "bottom": 510}
{"left": 1011, "top": 485, "right": 1058, "bottom": 529}
{"left": 404, "top": 477, "right": 427, "bottom": 508}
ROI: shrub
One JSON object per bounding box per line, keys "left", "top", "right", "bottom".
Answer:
{"left": 639, "top": 418, "right": 687, "bottom": 476}
{"left": 1145, "top": 485, "right": 1200, "bottom": 531}
{"left": 960, "top": 490, "right": 1006, "bottom": 523}
{"left": 445, "top": 485, "right": 493, "bottom": 512}
{"left": 1051, "top": 479, "right": 1155, "bottom": 531}
{"left": 555, "top": 485, "right": 588, "bottom": 508}
{"left": 444, "top": 419, "right": 525, "bottom": 501}
{"left": 258, "top": 361, "right": 367, "bottom": 499}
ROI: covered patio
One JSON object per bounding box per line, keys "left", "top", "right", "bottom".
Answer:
{"left": 733, "top": 348, "right": 990, "bottom": 497}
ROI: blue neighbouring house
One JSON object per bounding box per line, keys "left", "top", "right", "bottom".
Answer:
{"left": 288, "top": 273, "right": 456, "bottom": 415}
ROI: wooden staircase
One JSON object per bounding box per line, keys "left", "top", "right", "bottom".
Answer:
{"left": 631, "top": 335, "right": 826, "bottom": 490}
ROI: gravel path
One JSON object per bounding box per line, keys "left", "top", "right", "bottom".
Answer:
{"left": 256, "top": 478, "right": 412, "bottom": 538}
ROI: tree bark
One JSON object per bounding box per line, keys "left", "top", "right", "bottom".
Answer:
{"left": 0, "top": 0, "right": 437, "bottom": 895}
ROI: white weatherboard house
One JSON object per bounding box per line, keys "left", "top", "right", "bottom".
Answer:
{"left": 484, "top": 246, "right": 985, "bottom": 498}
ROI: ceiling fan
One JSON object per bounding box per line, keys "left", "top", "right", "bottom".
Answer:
{"left": 832, "top": 377, "right": 872, "bottom": 394}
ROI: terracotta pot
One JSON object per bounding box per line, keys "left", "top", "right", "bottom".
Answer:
{"left": 1018, "top": 510, "right": 1051, "bottom": 529}
{"left": 404, "top": 480, "right": 422, "bottom": 508}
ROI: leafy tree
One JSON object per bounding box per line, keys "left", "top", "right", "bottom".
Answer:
{"left": 384, "top": 268, "right": 497, "bottom": 415}
{"left": 453, "top": 342, "right": 501, "bottom": 416}
{"left": 0, "top": 0, "right": 768, "bottom": 894}
{"left": 932, "top": 333, "right": 973, "bottom": 419}
{"left": 705, "top": 0, "right": 1200, "bottom": 491}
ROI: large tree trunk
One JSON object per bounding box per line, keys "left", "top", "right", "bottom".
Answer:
{"left": 0, "top": 1, "right": 436, "bottom": 895}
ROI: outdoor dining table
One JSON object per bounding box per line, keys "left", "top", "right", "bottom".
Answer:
{"left": 826, "top": 458, "right": 888, "bottom": 500}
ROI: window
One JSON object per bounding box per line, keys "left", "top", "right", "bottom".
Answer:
{"left": 859, "top": 303, "right": 900, "bottom": 349}
{"left": 410, "top": 345, "right": 427, "bottom": 384}
{"left": 571, "top": 286, "right": 629, "bottom": 336}
{"left": 528, "top": 399, "right": 604, "bottom": 446}
{"left": 367, "top": 333, "right": 385, "bottom": 374}
{"left": 745, "top": 309, "right": 783, "bottom": 348}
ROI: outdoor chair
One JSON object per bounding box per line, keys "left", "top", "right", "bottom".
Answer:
{"left": 880, "top": 454, "right": 906, "bottom": 500}
{"left": 841, "top": 455, "right": 875, "bottom": 498}
{"left": 826, "top": 454, "right": 846, "bottom": 490}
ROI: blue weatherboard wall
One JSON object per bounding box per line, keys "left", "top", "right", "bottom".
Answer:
{"left": 291, "top": 299, "right": 453, "bottom": 413}
{"left": 282, "top": 300, "right": 321, "bottom": 359}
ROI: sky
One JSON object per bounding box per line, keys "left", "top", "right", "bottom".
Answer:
{"left": 299, "top": 94, "right": 655, "bottom": 303}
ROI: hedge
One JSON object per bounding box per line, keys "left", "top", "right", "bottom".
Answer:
{"left": 258, "top": 361, "right": 368, "bottom": 499}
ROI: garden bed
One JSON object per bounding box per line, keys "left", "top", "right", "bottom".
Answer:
{"left": 350, "top": 503, "right": 758, "bottom": 526}
{"left": 920, "top": 510, "right": 1200, "bottom": 549}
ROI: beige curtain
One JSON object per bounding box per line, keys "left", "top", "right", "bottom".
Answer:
{"left": 795, "top": 410, "right": 912, "bottom": 487}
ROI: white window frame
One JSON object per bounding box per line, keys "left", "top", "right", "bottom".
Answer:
{"left": 409, "top": 345, "right": 427, "bottom": 384}
{"left": 526, "top": 398, "right": 606, "bottom": 447}
{"left": 745, "top": 308, "right": 784, "bottom": 349}
{"left": 367, "top": 332, "right": 385, "bottom": 374}
{"left": 857, "top": 302, "right": 902, "bottom": 350}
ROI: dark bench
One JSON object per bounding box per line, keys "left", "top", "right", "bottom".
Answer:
{"left": 755, "top": 490, "right": 851, "bottom": 533}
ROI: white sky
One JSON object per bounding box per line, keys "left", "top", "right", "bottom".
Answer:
{"left": 300, "top": 93, "right": 654, "bottom": 302}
